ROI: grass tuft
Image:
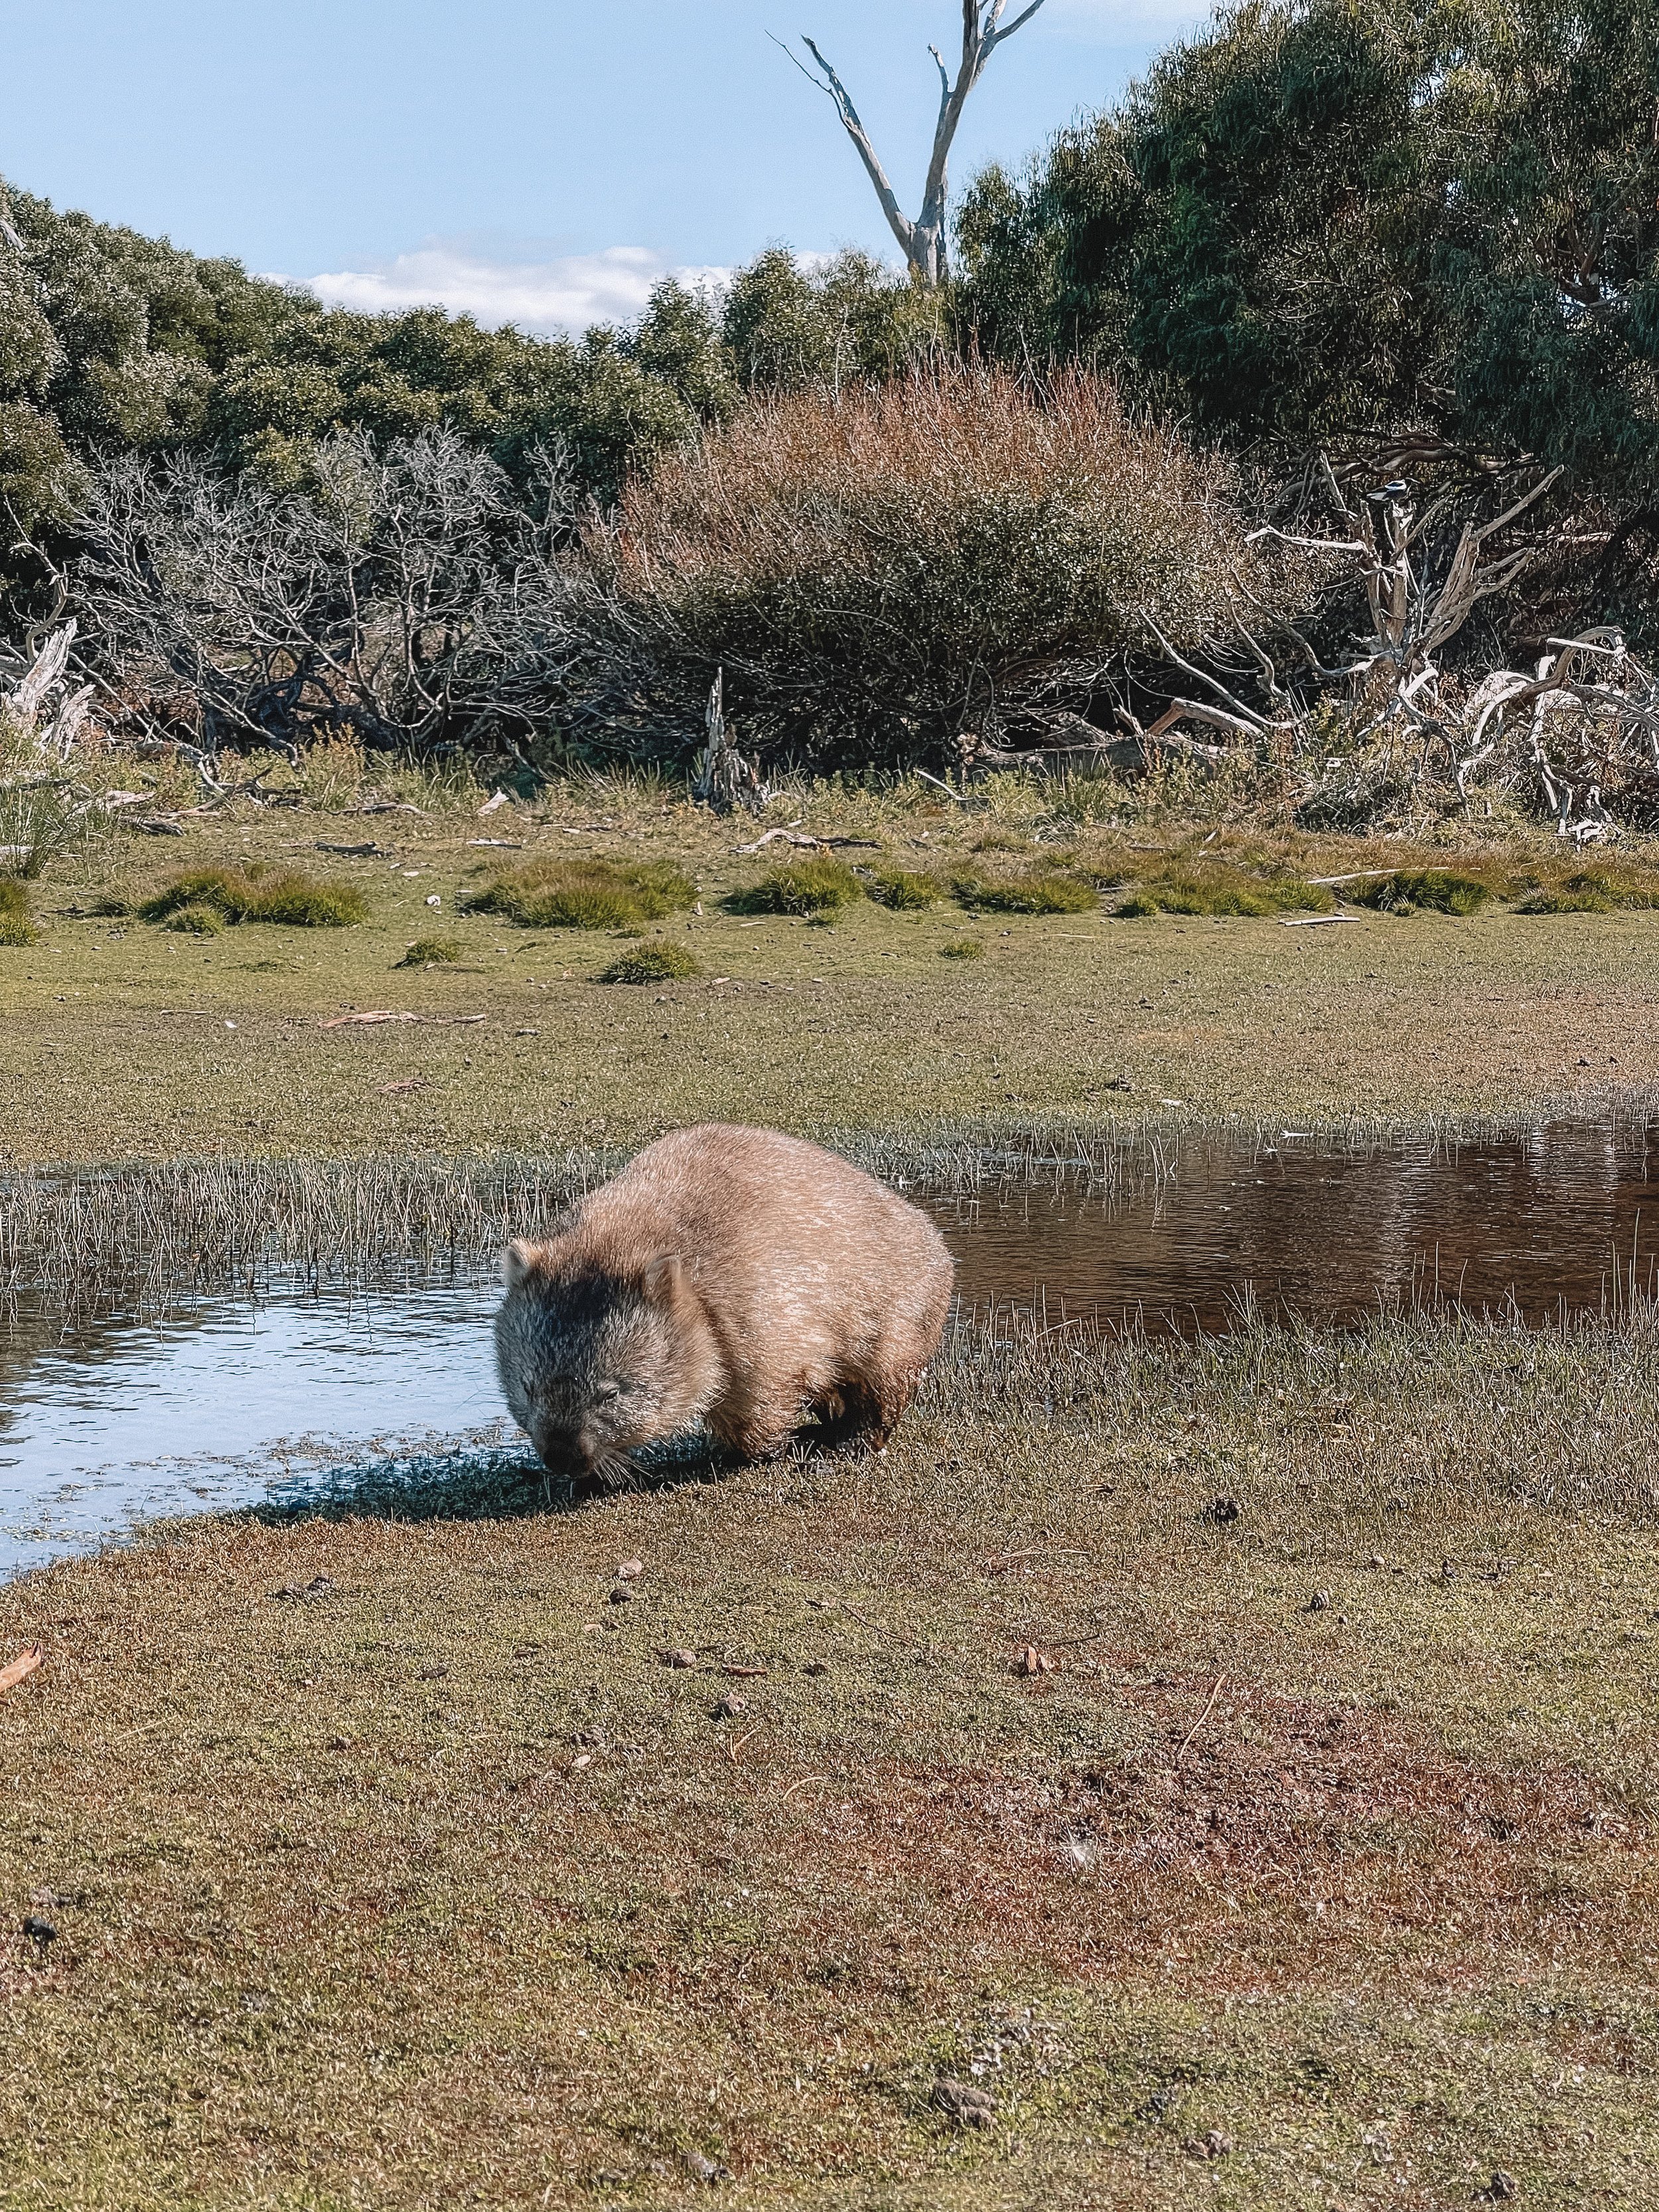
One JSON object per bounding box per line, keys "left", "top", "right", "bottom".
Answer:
{"left": 1348, "top": 869, "right": 1492, "bottom": 917}
{"left": 161, "top": 901, "right": 225, "bottom": 936}
{"left": 0, "top": 877, "right": 38, "bottom": 946}
{"left": 462, "top": 857, "right": 696, "bottom": 930}
{"left": 940, "top": 937, "right": 985, "bottom": 959}
{"left": 597, "top": 942, "right": 702, "bottom": 984}
{"left": 1112, "top": 866, "right": 1333, "bottom": 918}
{"left": 139, "top": 867, "right": 368, "bottom": 928}
{"left": 395, "top": 935, "right": 463, "bottom": 968}
{"left": 950, "top": 867, "right": 1098, "bottom": 915}
{"left": 863, "top": 865, "right": 940, "bottom": 911}
{"left": 728, "top": 856, "right": 863, "bottom": 916}
{"left": 1518, "top": 867, "right": 1659, "bottom": 916}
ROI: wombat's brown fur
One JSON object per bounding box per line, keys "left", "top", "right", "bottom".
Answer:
{"left": 495, "top": 1123, "right": 953, "bottom": 1482}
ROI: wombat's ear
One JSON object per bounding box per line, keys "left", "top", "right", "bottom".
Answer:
{"left": 500, "top": 1239, "right": 537, "bottom": 1290}
{"left": 641, "top": 1252, "right": 684, "bottom": 1303}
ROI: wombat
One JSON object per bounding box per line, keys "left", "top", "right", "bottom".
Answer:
{"left": 495, "top": 1123, "right": 954, "bottom": 1482}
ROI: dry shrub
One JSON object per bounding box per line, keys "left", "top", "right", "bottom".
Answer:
{"left": 580, "top": 364, "right": 1283, "bottom": 766}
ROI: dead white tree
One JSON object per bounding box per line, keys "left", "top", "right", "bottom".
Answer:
{"left": 779, "top": 1, "right": 1050, "bottom": 286}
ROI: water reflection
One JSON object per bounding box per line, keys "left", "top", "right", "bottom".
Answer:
{"left": 1, "top": 1120, "right": 1655, "bottom": 1576}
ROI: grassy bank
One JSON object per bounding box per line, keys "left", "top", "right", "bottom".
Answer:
{"left": 1, "top": 1311, "right": 1656, "bottom": 2209}
{"left": 1, "top": 776, "right": 1655, "bottom": 1165}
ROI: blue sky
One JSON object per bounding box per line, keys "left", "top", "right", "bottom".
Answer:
{"left": 1, "top": 1, "right": 1208, "bottom": 331}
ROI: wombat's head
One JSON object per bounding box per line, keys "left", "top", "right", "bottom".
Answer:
{"left": 494, "top": 1242, "right": 712, "bottom": 1482}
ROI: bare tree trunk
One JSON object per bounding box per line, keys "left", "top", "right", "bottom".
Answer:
{"left": 781, "top": 1, "right": 1050, "bottom": 287}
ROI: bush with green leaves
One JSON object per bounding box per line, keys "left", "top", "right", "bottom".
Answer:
{"left": 462, "top": 857, "right": 696, "bottom": 930}
{"left": 958, "top": 0, "right": 1659, "bottom": 494}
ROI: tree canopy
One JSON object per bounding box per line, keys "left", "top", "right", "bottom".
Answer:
{"left": 958, "top": 0, "right": 1659, "bottom": 485}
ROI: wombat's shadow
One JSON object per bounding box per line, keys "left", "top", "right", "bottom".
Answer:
{"left": 244, "top": 1426, "right": 828, "bottom": 1530}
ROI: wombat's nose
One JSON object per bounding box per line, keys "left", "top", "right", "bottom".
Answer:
{"left": 532, "top": 1422, "right": 592, "bottom": 1476}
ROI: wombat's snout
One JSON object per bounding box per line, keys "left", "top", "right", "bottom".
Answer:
{"left": 530, "top": 1419, "right": 594, "bottom": 1478}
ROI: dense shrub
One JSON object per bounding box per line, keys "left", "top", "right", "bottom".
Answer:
{"left": 575, "top": 364, "right": 1284, "bottom": 766}
{"left": 462, "top": 857, "right": 696, "bottom": 929}
{"left": 958, "top": 0, "right": 1659, "bottom": 492}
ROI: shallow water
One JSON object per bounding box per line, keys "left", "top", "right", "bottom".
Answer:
{"left": 2, "top": 1119, "right": 1655, "bottom": 1576}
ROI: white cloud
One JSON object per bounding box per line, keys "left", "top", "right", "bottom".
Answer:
{"left": 283, "top": 244, "right": 731, "bottom": 336}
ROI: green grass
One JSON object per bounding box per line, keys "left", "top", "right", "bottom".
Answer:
{"left": 0, "top": 875, "right": 37, "bottom": 946}
{"left": 161, "top": 900, "right": 225, "bottom": 936}
{"left": 394, "top": 934, "right": 463, "bottom": 968}
{"left": 864, "top": 865, "right": 942, "bottom": 911}
{"left": 729, "top": 856, "right": 864, "bottom": 916}
{"left": 940, "top": 937, "right": 985, "bottom": 959}
{"left": 1518, "top": 865, "right": 1659, "bottom": 915}
{"left": 949, "top": 867, "right": 1098, "bottom": 915}
{"left": 463, "top": 856, "right": 698, "bottom": 930}
{"left": 1112, "top": 865, "right": 1334, "bottom": 918}
{"left": 1347, "top": 869, "right": 1493, "bottom": 917}
{"left": 3, "top": 1308, "right": 1659, "bottom": 2207}
{"left": 135, "top": 865, "right": 368, "bottom": 928}
{"left": 598, "top": 942, "right": 703, "bottom": 983}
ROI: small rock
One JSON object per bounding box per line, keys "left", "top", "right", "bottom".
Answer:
{"left": 661, "top": 1649, "right": 698, "bottom": 1669}
{"left": 715, "top": 1692, "right": 747, "bottom": 1720}
{"left": 1366, "top": 1554, "right": 1386, "bottom": 1569}
{"left": 1204, "top": 1497, "right": 1241, "bottom": 1525}
{"left": 1483, "top": 2173, "right": 1520, "bottom": 2203}
{"left": 609, "top": 1584, "right": 634, "bottom": 1605}
{"left": 616, "top": 1557, "right": 644, "bottom": 1580}
{"left": 1306, "top": 1590, "right": 1332, "bottom": 1612}
{"left": 21, "top": 1916, "right": 56, "bottom": 1951}
{"left": 684, "top": 2149, "right": 729, "bottom": 2183}
{"left": 418, "top": 1665, "right": 448, "bottom": 1681}
{"left": 932, "top": 2075, "right": 997, "bottom": 2127}
{"left": 1185, "top": 2128, "right": 1234, "bottom": 2160}
{"left": 1106, "top": 1074, "right": 1133, "bottom": 1092}
{"left": 802, "top": 1660, "right": 828, "bottom": 1676}
{"left": 425, "top": 893, "right": 442, "bottom": 908}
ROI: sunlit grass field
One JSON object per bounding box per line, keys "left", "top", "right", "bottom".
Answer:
{"left": 0, "top": 774, "right": 1655, "bottom": 1166}
{"left": 1, "top": 1311, "right": 1657, "bottom": 2208}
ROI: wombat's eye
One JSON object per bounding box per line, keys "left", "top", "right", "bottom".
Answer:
{"left": 595, "top": 1382, "right": 622, "bottom": 1403}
